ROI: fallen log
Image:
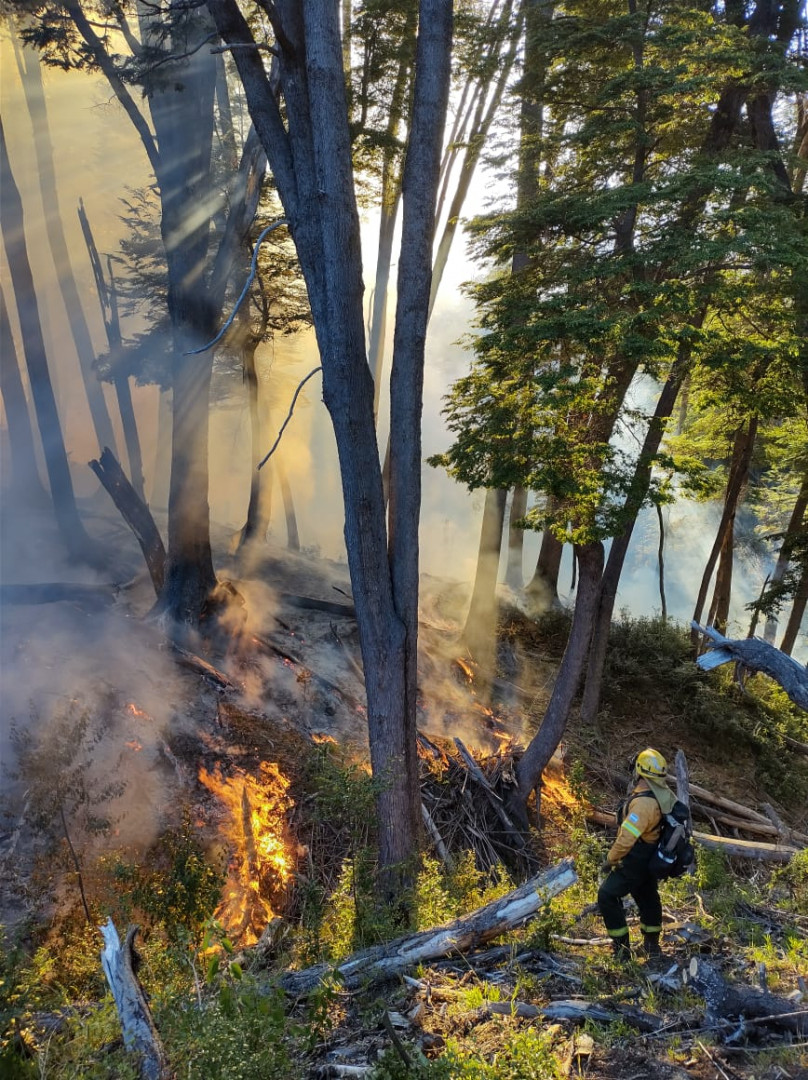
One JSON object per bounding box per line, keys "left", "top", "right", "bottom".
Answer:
{"left": 279, "top": 858, "right": 577, "bottom": 996}
{"left": 100, "top": 920, "right": 171, "bottom": 1080}
{"left": 279, "top": 593, "right": 356, "bottom": 618}
{"left": 172, "top": 645, "right": 240, "bottom": 690}
{"left": 474, "top": 997, "right": 661, "bottom": 1032}
{"left": 89, "top": 448, "right": 166, "bottom": 595}
{"left": 683, "top": 956, "right": 808, "bottom": 1036}
{"left": 693, "top": 622, "right": 808, "bottom": 713}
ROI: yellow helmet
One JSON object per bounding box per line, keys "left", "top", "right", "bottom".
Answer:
{"left": 635, "top": 748, "right": 667, "bottom": 780}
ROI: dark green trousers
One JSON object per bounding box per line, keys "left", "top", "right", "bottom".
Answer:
{"left": 597, "top": 841, "right": 662, "bottom": 940}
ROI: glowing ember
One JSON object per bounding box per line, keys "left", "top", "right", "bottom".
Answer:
{"left": 311, "top": 732, "right": 337, "bottom": 745}
{"left": 126, "top": 703, "right": 151, "bottom": 720}
{"left": 198, "top": 762, "right": 295, "bottom": 945}
{"left": 125, "top": 740, "right": 143, "bottom": 752}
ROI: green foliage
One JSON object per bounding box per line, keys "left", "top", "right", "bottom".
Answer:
{"left": 110, "top": 817, "right": 224, "bottom": 938}
{"left": 771, "top": 848, "right": 808, "bottom": 916}
{"left": 372, "top": 1027, "right": 564, "bottom": 1078}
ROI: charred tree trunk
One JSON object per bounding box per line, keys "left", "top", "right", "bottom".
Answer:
{"left": 89, "top": 448, "right": 166, "bottom": 595}
{"left": 0, "top": 284, "right": 48, "bottom": 502}
{"left": 0, "top": 118, "right": 93, "bottom": 560}
{"left": 513, "top": 542, "right": 604, "bottom": 820}
{"left": 707, "top": 523, "right": 734, "bottom": 635}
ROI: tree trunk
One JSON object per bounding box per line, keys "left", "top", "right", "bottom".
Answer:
{"left": 463, "top": 488, "right": 508, "bottom": 691}
{"left": 707, "top": 523, "right": 734, "bottom": 635}
{"left": 209, "top": 0, "right": 452, "bottom": 887}
{"left": 505, "top": 486, "right": 527, "bottom": 589}
{"left": 0, "top": 118, "right": 93, "bottom": 559}
{"left": 579, "top": 355, "right": 690, "bottom": 724}
{"left": 89, "top": 448, "right": 166, "bottom": 595}
{"left": 513, "top": 541, "right": 604, "bottom": 817}
{"left": 238, "top": 332, "right": 273, "bottom": 551}
{"left": 277, "top": 457, "right": 300, "bottom": 551}
{"left": 764, "top": 473, "right": 808, "bottom": 642}
{"left": 0, "top": 283, "right": 48, "bottom": 502}
{"left": 779, "top": 564, "right": 808, "bottom": 656}
{"left": 692, "top": 416, "right": 758, "bottom": 647}
{"left": 143, "top": 5, "right": 220, "bottom": 630}
{"left": 13, "top": 34, "right": 119, "bottom": 458}
{"left": 526, "top": 528, "right": 563, "bottom": 607}
{"left": 77, "top": 200, "right": 146, "bottom": 500}
{"left": 694, "top": 623, "right": 808, "bottom": 710}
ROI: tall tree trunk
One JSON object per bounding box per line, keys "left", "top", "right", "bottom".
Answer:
{"left": 238, "top": 331, "right": 273, "bottom": 550}
{"left": 691, "top": 416, "right": 758, "bottom": 647}
{"left": 141, "top": 4, "right": 220, "bottom": 629}
{"left": 463, "top": 488, "right": 508, "bottom": 689}
{"left": 367, "top": 5, "right": 416, "bottom": 419}
{"left": 208, "top": 0, "right": 452, "bottom": 888}
{"left": 512, "top": 542, "right": 604, "bottom": 819}
{"left": 580, "top": 352, "right": 691, "bottom": 724}
{"left": 505, "top": 485, "right": 528, "bottom": 589}
{"left": 13, "top": 35, "right": 119, "bottom": 458}
{"left": 0, "top": 119, "right": 92, "bottom": 559}
{"left": 708, "top": 521, "right": 735, "bottom": 635}
{"left": 277, "top": 457, "right": 300, "bottom": 551}
{"left": 526, "top": 528, "right": 563, "bottom": 607}
{"left": 77, "top": 200, "right": 146, "bottom": 500}
{"left": 780, "top": 564, "right": 808, "bottom": 656}
{"left": 764, "top": 474, "right": 808, "bottom": 642}
{"left": 151, "top": 390, "right": 172, "bottom": 511}
{"left": 0, "top": 284, "right": 48, "bottom": 502}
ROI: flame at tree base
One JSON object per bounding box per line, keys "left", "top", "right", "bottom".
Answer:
{"left": 198, "top": 762, "right": 295, "bottom": 946}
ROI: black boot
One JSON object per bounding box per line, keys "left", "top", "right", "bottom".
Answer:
{"left": 611, "top": 935, "right": 632, "bottom": 962}
{"left": 641, "top": 932, "right": 661, "bottom": 960}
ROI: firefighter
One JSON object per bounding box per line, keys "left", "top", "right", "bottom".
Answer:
{"left": 597, "top": 747, "right": 677, "bottom": 961}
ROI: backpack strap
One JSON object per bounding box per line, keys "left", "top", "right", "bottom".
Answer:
{"left": 616, "top": 789, "right": 656, "bottom": 826}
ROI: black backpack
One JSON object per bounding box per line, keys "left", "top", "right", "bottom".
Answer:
{"left": 618, "top": 791, "right": 695, "bottom": 879}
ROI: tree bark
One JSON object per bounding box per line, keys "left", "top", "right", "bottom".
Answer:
{"left": 505, "top": 486, "right": 528, "bottom": 589}
{"left": 526, "top": 527, "right": 563, "bottom": 607}
{"left": 514, "top": 542, "right": 604, "bottom": 817}
{"left": 277, "top": 457, "right": 300, "bottom": 551}
{"left": 779, "top": 563, "right": 808, "bottom": 656}
{"left": 692, "top": 417, "right": 758, "bottom": 647}
{"left": 0, "top": 283, "right": 48, "bottom": 502}
{"left": 0, "top": 118, "right": 93, "bottom": 559}
{"left": 463, "top": 488, "right": 508, "bottom": 691}
{"left": 77, "top": 200, "right": 146, "bottom": 500}
{"left": 100, "top": 921, "right": 172, "bottom": 1080}
{"left": 764, "top": 473, "right": 808, "bottom": 642}
{"left": 207, "top": 0, "right": 453, "bottom": 886}
{"left": 89, "top": 448, "right": 166, "bottom": 595}
{"left": 13, "top": 34, "right": 119, "bottom": 458}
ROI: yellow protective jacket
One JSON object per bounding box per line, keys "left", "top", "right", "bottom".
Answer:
{"left": 607, "top": 781, "right": 662, "bottom": 866}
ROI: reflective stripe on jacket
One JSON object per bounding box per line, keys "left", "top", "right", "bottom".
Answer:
{"left": 607, "top": 783, "right": 662, "bottom": 865}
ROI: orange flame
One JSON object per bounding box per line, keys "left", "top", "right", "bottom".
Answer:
{"left": 198, "top": 762, "right": 295, "bottom": 944}
{"left": 125, "top": 740, "right": 143, "bottom": 752}
{"left": 126, "top": 703, "right": 151, "bottom": 720}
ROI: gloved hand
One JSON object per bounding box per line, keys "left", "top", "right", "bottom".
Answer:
{"left": 599, "top": 860, "right": 613, "bottom": 876}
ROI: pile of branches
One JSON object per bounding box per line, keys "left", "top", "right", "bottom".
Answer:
{"left": 417, "top": 733, "right": 541, "bottom": 877}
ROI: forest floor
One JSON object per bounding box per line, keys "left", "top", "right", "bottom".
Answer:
{"left": 1, "top": 529, "right": 808, "bottom": 1079}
